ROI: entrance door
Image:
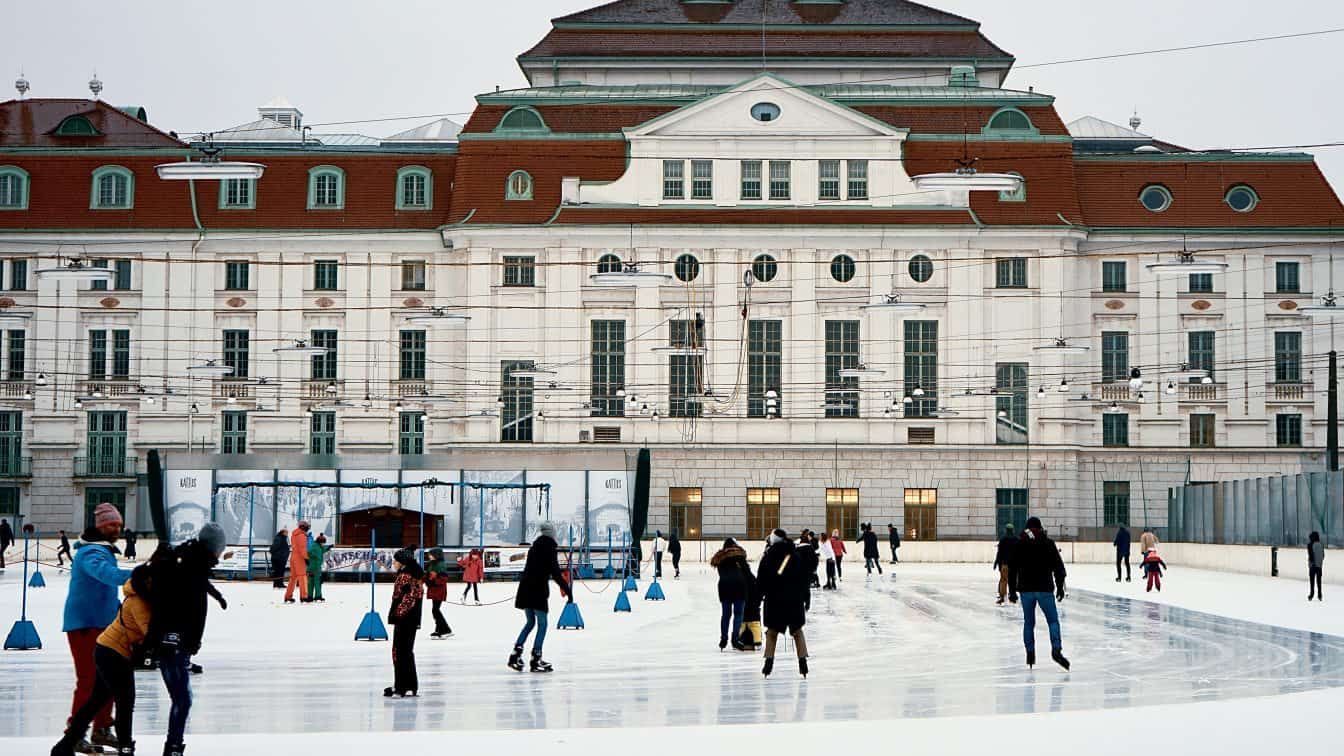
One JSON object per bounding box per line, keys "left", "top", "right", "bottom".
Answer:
{"left": 85, "top": 488, "right": 127, "bottom": 530}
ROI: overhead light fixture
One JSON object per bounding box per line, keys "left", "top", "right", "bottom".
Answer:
{"left": 1056, "top": 378, "right": 1070, "bottom": 393}
{"left": 861, "top": 292, "right": 926, "bottom": 312}
{"left": 186, "top": 359, "right": 234, "bottom": 377}
{"left": 912, "top": 167, "right": 1022, "bottom": 193}
{"left": 155, "top": 137, "right": 265, "bottom": 180}
{"left": 589, "top": 262, "right": 672, "bottom": 287}
{"left": 1128, "top": 368, "right": 1145, "bottom": 391}
{"left": 272, "top": 339, "right": 329, "bottom": 357}
{"left": 911, "top": 384, "right": 925, "bottom": 397}
{"left": 190, "top": 402, "right": 199, "bottom": 414}
{"left": 36, "top": 260, "right": 116, "bottom": 283}
{"left": 1166, "top": 381, "right": 1177, "bottom": 395}
{"left": 1036, "top": 386, "right": 1046, "bottom": 399}
{"left": 405, "top": 307, "right": 471, "bottom": 325}
{"left": 1104, "top": 401, "right": 1124, "bottom": 414}
{"left": 996, "top": 409, "right": 1008, "bottom": 418}
{"left": 324, "top": 381, "right": 339, "bottom": 396}
{"left": 931, "top": 407, "right": 960, "bottom": 417}
{"left": 822, "top": 402, "right": 854, "bottom": 413}
{"left": 838, "top": 364, "right": 885, "bottom": 378}
{"left": 1200, "top": 375, "right": 1214, "bottom": 385}
{"left": 74, "top": 398, "right": 83, "bottom": 409}
{"left": 1146, "top": 250, "right": 1228, "bottom": 275}
{"left": 36, "top": 373, "right": 47, "bottom": 387}
{"left": 902, "top": 393, "right": 914, "bottom": 405}
{"left": 1033, "top": 338, "right": 1090, "bottom": 354}
{"left": 1298, "top": 291, "right": 1343, "bottom": 318}
{"left": 1137, "top": 391, "right": 1146, "bottom": 404}
{"left": 0, "top": 312, "right": 33, "bottom": 327}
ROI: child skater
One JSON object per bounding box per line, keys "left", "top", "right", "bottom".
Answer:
{"left": 1142, "top": 549, "right": 1167, "bottom": 593}
{"left": 423, "top": 548, "right": 453, "bottom": 638}
{"left": 458, "top": 548, "right": 484, "bottom": 604}
{"left": 819, "top": 531, "right": 837, "bottom": 590}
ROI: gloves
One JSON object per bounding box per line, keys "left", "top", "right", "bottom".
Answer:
{"left": 1056, "top": 585, "right": 1066, "bottom": 601}
{"left": 215, "top": 595, "right": 228, "bottom": 610}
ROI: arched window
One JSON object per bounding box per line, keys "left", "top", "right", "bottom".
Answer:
{"left": 506, "top": 170, "right": 534, "bottom": 201}
{"left": 496, "top": 106, "right": 548, "bottom": 133}
{"left": 998, "top": 172, "right": 1026, "bottom": 202}
{"left": 0, "top": 166, "right": 30, "bottom": 210}
{"left": 396, "top": 166, "right": 433, "bottom": 210}
{"left": 830, "top": 254, "right": 856, "bottom": 283}
{"left": 90, "top": 166, "right": 134, "bottom": 209}
{"left": 597, "top": 253, "right": 622, "bottom": 274}
{"left": 1139, "top": 184, "right": 1173, "bottom": 213}
{"left": 752, "top": 254, "right": 778, "bottom": 284}
{"left": 56, "top": 115, "right": 99, "bottom": 136}
{"left": 307, "top": 165, "right": 345, "bottom": 209}
{"left": 983, "top": 107, "right": 1037, "bottom": 135}
{"left": 674, "top": 253, "right": 700, "bottom": 283}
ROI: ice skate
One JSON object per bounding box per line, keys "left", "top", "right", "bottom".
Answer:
{"left": 162, "top": 743, "right": 184, "bottom": 756}
{"left": 762, "top": 657, "right": 774, "bottom": 677}
{"left": 507, "top": 646, "right": 525, "bottom": 672}
{"left": 1026, "top": 649, "right": 1036, "bottom": 668}
{"left": 1051, "top": 649, "right": 1071, "bottom": 671}
{"left": 798, "top": 657, "right": 808, "bottom": 678}
{"left": 732, "top": 639, "right": 748, "bottom": 652}
{"left": 719, "top": 636, "right": 727, "bottom": 651}
{"left": 117, "top": 744, "right": 135, "bottom": 756}
{"left": 90, "top": 729, "right": 117, "bottom": 750}
{"left": 529, "top": 651, "right": 553, "bottom": 673}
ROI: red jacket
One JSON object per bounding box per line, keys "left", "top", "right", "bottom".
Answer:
{"left": 831, "top": 538, "right": 846, "bottom": 557}
{"left": 424, "top": 566, "right": 448, "bottom": 601}
{"left": 457, "top": 553, "right": 484, "bottom": 583}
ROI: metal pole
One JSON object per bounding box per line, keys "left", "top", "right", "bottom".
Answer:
{"left": 297, "top": 487, "right": 304, "bottom": 522}
{"left": 608, "top": 525, "right": 613, "bottom": 574}
{"left": 1329, "top": 350, "right": 1339, "bottom": 472}
{"left": 478, "top": 485, "right": 484, "bottom": 551}
{"left": 369, "top": 530, "right": 377, "bottom": 611}
{"left": 419, "top": 486, "right": 425, "bottom": 559}
{"left": 246, "top": 487, "right": 255, "bottom": 581}
{"left": 20, "top": 529, "right": 30, "bottom": 620}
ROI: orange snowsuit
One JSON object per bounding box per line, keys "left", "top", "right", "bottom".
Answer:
{"left": 284, "top": 528, "right": 310, "bottom": 601}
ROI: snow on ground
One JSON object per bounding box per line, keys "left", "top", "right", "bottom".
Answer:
{"left": 3, "top": 558, "right": 1342, "bottom": 755}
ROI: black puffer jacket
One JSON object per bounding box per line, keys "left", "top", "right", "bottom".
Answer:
{"left": 146, "top": 539, "right": 218, "bottom": 655}
{"left": 710, "top": 544, "right": 753, "bottom": 603}
{"left": 756, "top": 538, "right": 810, "bottom": 632}
{"left": 514, "top": 535, "right": 570, "bottom": 613}
{"left": 1008, "top": 527, "right": 1066, "bottom": 594}
{"left": 993, "top": 534, "right": 1016, "bottom": 570}
{"left": 859, "top": 530, "right": 880, "bottom": 559}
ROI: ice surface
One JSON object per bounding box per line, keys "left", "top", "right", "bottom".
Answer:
{"left": 3, "top": 562, "right": 1343, "bottom": 747}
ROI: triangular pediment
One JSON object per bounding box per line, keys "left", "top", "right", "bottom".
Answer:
{"left": 629, "top": 74, "right": 906, "bottom": 139}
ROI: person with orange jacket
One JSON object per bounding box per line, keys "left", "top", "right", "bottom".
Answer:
{"left": 284, "top": 521, "right": 311, "bottom": 603}
{"left": 457, "top": 548, "right": 485, "bottom": 604}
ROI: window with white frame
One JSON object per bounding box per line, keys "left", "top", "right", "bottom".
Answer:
{"left": 662, "top": 160, "right": 684, "bottom": 200}
{"left": 91, "top": 166, "right": 133, "bottom": 209}
{"left": 397, "top": 166, "right": 432, "bottom": 210}
{"left": 691, "top": 160, "right": 713, "bottom": 200}
{"left": 307, "top": 166, "right": 344, "bottom": 209}
{"left": 740, "top": 160, "right": 762, "bottom": 200}
{"left": 819, "top": 160, "right": 841, "bottom": 200}
{"left": 220, "top": 178, "right": 254, "bottom": 209}
{"left": 0, "top": 167, "right": 29, "bottom": 209}
{"left": 847, "top": 160, "right": 869, "bottom": 200}
{"left": 769, "top": 161, "right": 790, "bottom": 200}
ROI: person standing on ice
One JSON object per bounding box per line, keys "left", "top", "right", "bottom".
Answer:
{"left": 858, "top": 523, "right": 882, "bottom": 576}
{"left": 384, "top": 547, "right": 424, "bottom": 697}
{"left": 888, "top": 524, "right": 901, "bottom": 564}
{"left": 57, "top": 529, "right": 73, "bottom": 566}
{"left": 819, "top": 532, "right": 837, "bottom": 590}
{"left": 269, "top": 528, "right": 289, "bottom": 589}
{"left": 283, "top": 521, "right": 310, "bottom": 603}
{"left": 710, "top": 538, "right": 752, "bottom": 651}
{"left": 0, "top": 517, "right": 13, "bottom": 568}
{"left": 509, "top": 522, "right": 570, "bottom": 673}
{"left": 122, "top": 528, "right": 137, "bottom": 562}
{"left": 458, "top": 548, "right": 484, "bottom": 603}
{"left": 1307, "top": 531, "right": 1325, "bottom": 601}
{"left": 423, "top": 548, "right": 453, "bottom": 638}
{"left": 993, "top": 523, "right": 1016, "bottom": 604}
{"left": 652, "top": 530, "right": 665, "bottom": 578}
{"left": 60, "top": 503, "right": 132, "bottom": 753}
{"left": 307, "top": 533, "right": 329, "bottom": 601}
{"left": 830, "top": 528, "right": 846, "bottom": 581}
{"left": 669, "top": 530, "right": 682, "bottom": 579}
{"left": 1141, "top": 549, "right": 1166, "bottom": 592}
{"left": 1008, "top": 516, "right": 1070, "bottom": 670}
{"left": 1113, "top": 526, "right": 1132, "bottom": 583}
{"left": 757, "top": 529, "right": 811, "bottom": 678}
{"left": 1139, "top": 527, "right": 1158, "bottom": 557}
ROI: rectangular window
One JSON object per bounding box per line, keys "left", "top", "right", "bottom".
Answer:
{"left": 591, "top": 320, "right": 626, "bottom": 417}
{"left": 768, "top": 161, "right": 790, "bottom": 200}
{"left": 740, "top": 160, "right": 762, "bottom": 200}
{"left": 313, "top": 174, "right": 339, "bottom": 207}
{"left": 1101, "top": 261, "right": 1127, "bottom": 292}
{"left": 0, "top": 411, "right": 22, "bottom": 477}
{"left": 846, "top": 160, "right": 869, "bottom": 200}
{"left": 995, "top": 257, "right": 1027, "bottom": 288}
{"left": 0, "top": 486, "right": 16, "bottom": 519}
{"left": 1275, "top": 261, "right": 1301, "bottom": 294}
{"left": 222, "top": 329, "right": 250, "bottom": 379}
{"left": 398, "top": 411, "right": 424, "bottom": 455}
{"left": 222, "top": 178, "right": 253, "bottom": 209}
{"left": 1101, "top": 331, "right": 1130, "bottom": 383}
{"left": 8, "top": 259, "right": 26, "bottom": 291}
{"left": 88, "top": 330, "right": 107, "bottom": 380}
{"left": 221, "top": 410, "right": 247, "bottom": 455}
{"left": 903, "top": 488, "right": 937, "bottom": 541}
{"left": 824, "top": 320, "right": 860, "bottom": 418}
{"left": 400, "top": 173, "right": 427, "bottom": 208}
{"left": 995, "top": 488, "right": 1028, "bottom": 536}
{"left": 691, "top": 160, "right": 713, "bottom": 200}
{"left": 669, "top": 319, "right": 704, "bottom": 418}
{"left": 904, "top": 320, "right": 938, "bottom": 418}
{"left": 825, "top": 488, "right": 859, "bottom": 538}
{"left": 310, "top": 411, "right": 336, "bottom": 455}
{"left": 313, "top": 260, "right": 339, "bottom": 291}
{"left": 503, "top": 256, "right": 536, "bottom": 287}
{"left": 1102, "top": 481, "right": 1130, "bottom": 526}
{"left": 1276, "top": 414, "right": 1303, "bottom": 447}
{"left": 398, "top": 330, "right": 426, "bottom": 380}
{"left": 669, "top": 487, "right": 703, "bottom": 539}
{"left": 5, "top": 330, "right": 23, "bottom": 381}
{"left": 662, "top": 160, "right": 685, "bottom": 200}
{"left": 746, "top": 487, "right": 780, "bottom": 541}
{"left": 111, "top": 330, "right": 130, "bottom": 379}
{"left": 1189, "top": 413, "right": 1216, "bottom": 448}
{"left": 91, "top": 259, "right": 110, "bottom": 291}
{"left": 1274, "top": 331, "right": 1302, "bottom": 383}
{"left": 86, "top": 411, "right": 127, "bottom": 474}
{"left": 224, "top": 261, "right": 249, "bottom": 291}
{"left": 1188, "top": 331, "right": 1215, "bottom": 381}
{"left": 1188, "top": 273, "right": 1213, "bottom": 293}
{"left": 113, "top": 260, "right": 131, "bottom": 291}
{"left": 818, "top": 160, "right": 841, "bottom": 201}
{"left": 400, "top": 260, "right": 426, "bottom": 291}
{"left": 501, "top": 361, "right": 534, "bottom": 442}
{"left": 1103, "top": 413, "right": 1130, "bottom": 447}
{"left": 311, "top": 329, "right": 338, "bottom": 380}
{"left": 995, "top": 362, "right": 1028, "bottom": 444}
{"left": 748, "top": 319, "right": 782, "bottom": 418}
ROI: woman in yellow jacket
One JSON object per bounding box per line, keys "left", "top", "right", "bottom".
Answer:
{"left": 53, "top": 566, "right": 152, "bottom": 756}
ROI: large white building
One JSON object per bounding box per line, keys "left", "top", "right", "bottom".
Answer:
{"left": 2, "top": 0, "right": 1341, "bottom": 545}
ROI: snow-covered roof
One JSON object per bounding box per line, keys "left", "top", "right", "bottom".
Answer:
{"left": 214, "top": 117, "right": 305, "bottom": 143}
{"left": 383, "top": 118, "right": 463, "bottom": 143}
{"left": 1068, "top": 115, "right": 1149, "bottom": 141}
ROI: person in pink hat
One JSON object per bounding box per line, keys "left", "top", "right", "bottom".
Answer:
{"left": 60, "top": 502, "right": 132, "bottom": 752}
{"left": 284, "top": 521, "right": 311, "bottom": 603}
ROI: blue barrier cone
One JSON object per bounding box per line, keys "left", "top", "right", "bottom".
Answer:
{"left": 354, "top": 535, "right": 388, "bottom": 642}
{"left": 28, "top": 571, "right": 46, "bottom": 588}
{"left": 623, "top": 574, "right": 637, "bottom": 592}
{"left": 644, "top": 579, "right": 666, "bottom": 601}
{"left": 557, "top": 601, "right": 585, "bottom": 629}
{"left": 613, "top": 589, "right": 632, "bottom": 613}
{"left": 6, "top": 532, "right": 42, "bottom": 650}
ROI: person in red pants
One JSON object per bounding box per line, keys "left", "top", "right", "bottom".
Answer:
{"left": 1142, "top": 550, "right": 1167, "bottom": 592}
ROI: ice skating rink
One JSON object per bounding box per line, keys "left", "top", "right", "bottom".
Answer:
{"left": 3, "top": 561, "right": 1344, "bottom": 754}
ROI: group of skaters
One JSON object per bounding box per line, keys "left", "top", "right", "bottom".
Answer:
{"left": 267, "top": 522, "right": 329, "bottom": 602}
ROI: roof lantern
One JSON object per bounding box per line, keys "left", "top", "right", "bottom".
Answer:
{"left": 258, "top": 96, "right": 303, "bottom": 129}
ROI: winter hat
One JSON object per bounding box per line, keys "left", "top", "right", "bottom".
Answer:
{"left": 393, "top": 547, "right": 417, "bottom": 567}
{"left": 768, "top": 528, "right": 787, "bottom": 545}
{"left": 297, "top": 520, "right": 311, "bottom": 531}
{"left": 538, "top": 521, "right": 557, "bottom": 539}
{"left": 722, "top": 537, "right": 737, "bottom": 549}
{"left": 1004, "top": 523, "right": 1015, "bottom": 534}
{"left": 93, "top": 503, "right": 123, "bottom": 530}
{"left": 198, "top": 523, "right": 227, "bottom": 557}
{"left": 1025, "top": 516, "right": 1043, "bottom": 530}
{"left": 316, "top": 534, "right": 327, "bottom": 544}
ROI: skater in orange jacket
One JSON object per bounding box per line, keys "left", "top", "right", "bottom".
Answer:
{"left": 284, "top": 521, "right": 311, "bottom": 603}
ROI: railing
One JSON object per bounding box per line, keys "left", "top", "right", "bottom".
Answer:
{"left": 1179, "top": 382, "right": 1224, "bottom": 402}
{"left": 0, "top": 456, "right": 31, "bottom": 477}
{"left": 1267, "top": 382, "right": 1311, "bottom": 402}
{"left": 0, "top": 381, "right": 34, "bottom": 399}
{"left": 1093, "top": 383, "right": 1132, "bottom": 401}
{"left": 74, "top": 456, "right": 137, "bottom": 478}
{"left": 304, "top": 380, "right": 341, "bottom": 399}
{"left": 214, "top": 380, "right": 254, "bottom": 401}
{"left": 82, "top": 379, "right": 138, "bottom": 397}
{"left": 391, "top": 380, "right": 431, "bottom": 398}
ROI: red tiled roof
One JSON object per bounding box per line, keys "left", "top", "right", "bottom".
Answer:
{"left": 857, "top": 105, "right": 1070, "bottom": 136}
{"left": 552, "top": 206, "right": 973, "bottom": 226}
{"left": 449, "top": 141, "right": 630, "bottom": 224}
{"left": 1074, "top": 160, "right": 1344, "bottom": 229}
{"left": 903, "top": 141, "right": 1083, "bottom": 226}
{"left": 555, "top": 0, "right": 981, "bottom": 26}
{"left": 0, "top": 99, "right": 184, "bottom": 149}
{"left": 462, "top": 104, "right": 678, "bottom": 134}
{"left": 521, "top": 29, "right": 1011, "bottom": 61}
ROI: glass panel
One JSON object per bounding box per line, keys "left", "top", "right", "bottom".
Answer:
{"left": 1275, "top": 261, "right": 1300, "bottom": 293}
{"left": 846, "top": 160, "right": 868, "bottom": 200}
{"left": 313, "top": 261, "right": 338, "bottom": 290}
{"left": 111, "top": 330, "right": 130, "bottom": 378}
{"left": 591, "top": 320, "right": 626, "bottom": 417}
{"left": 311, "top": 411, "right": 337, "bottom": 455}
{"left": 903, "top": 488, "right": 937, "bottom": 541}
{"left": 399, "top": 330, "right": 426, "bottom": 380}
{"left": 400, "top": 261, "right": 426, "bottom": 290}
{"left": 824, "top": 320, "right": 859, "bottom": 418}
{"left": 1188, "top": 331, "right": 1215, "bottom": 381}
{"left": 503, "top": 256, "right": 536, "bottom": 287}
{"left": 669, "top": 320, "right": 703, "bottom": 418}
{"left": 311, "top": 329, "right": 338, "bottom": 380}
{"left": 1102, "top": 261, "right": 1127, "bottom": 292}
{"left": 662, "top": 160, "right": 684, "bottom": 200}
{"left": 9, "top": 259, "right": 27, "bottom": 291}
{"left": 995, "top": 258, "right": 1027, "bottom": 288}
{"left": 221, "top": 410, "right": 247, "bottom": 454}
{"left": 5, "top": 330, "right": 24, "bottom": 380}
{"left": 1275, "top": 332, "right": 1301, "bottom": 382}
{"left": 1189, "top": 414, "right": 1216, "bottom": 447}
{"left": 225, "top": 261, "right": 249, "bottom": 290}
{"left": 691, "top": 160, "right": 713, "bottom": 200}
{"left": 1101, "top": 331, "right": 1129, "bottom": 383}
{"left": 818, "top": 160, "right": 840, "bottom": 201}
{"left": 748, "top": 320, "right": 783, "bottom": 418}
{"left": 994, "top": 362, "right": 1027, "bottom": 444}
{"left": 669, "top": 487, "right": 703, "bottom": 540}
{"left": 398, "top": 411, "right": 424, "bottom": 454}
{"left": 768, "top": 161, "right": 790, "bottom": 200}
{"left": 88, "top": 330, "right": 107, "bottom": 379}
{"left": 1188, "top": 273, "right": 1213, "bottom": 293}
{"left": 223, "top": 329, "right": 249, "bottom": 378}
{"left": 1102, "top": 481, "right": 1130, "bottom": 526}
{"left": 746, "top": 488, "right": 780, "bottom": 540}
{"left": 501, "top": 361, "right": 534, "bottom": 442}
{"left": 740, "top": 160, "right": 762, "bottom": 200}
{"left": 995, "top": 488, "right": 1028, "bottom": 535}
{"left": 904, "top": 321, "right": 938, "bottom": 418}
{"left": 1103, "top": 413, "right": 1130, "bottom": 447}
{"left": 1276, "top": 414, "right": 1302, "bottom": 447}
{"left": 825, "top": 488, "right": 859, "bottom": 536}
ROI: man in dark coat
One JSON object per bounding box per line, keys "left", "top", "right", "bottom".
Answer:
{"left": 122, "top": 528, "right": 137, "bottom": 561}
{"left": 993, "top": 523, "right": 1016, "bottom": 604}
{"left": 668, "top": 530, "right": 683, "bottom": 579}
{"left": 756, "top": 529, "right": 811, "bottom": 678}
{"left": 269, "top": 529, "right": 289, "bottom": 589}
{"left": 1008, "top": 517, "right": 1070, "bottom": 670}
{"left": 509, "top": 522, "right": 570, "bottom": 673}
{"left": 0, "top": 517, "right": 13, "bottom": 568}
{"left": 888, "top": 523, "right": 901, "bottom": 563}
{"left": 859, "top": 523, "right": 882, "bottom": 575}
{"left": 1113, "top": 526, "right": 1132, "bottom": 582}
{"left": 57, "top": 529, "right": 73, "bottom": 566}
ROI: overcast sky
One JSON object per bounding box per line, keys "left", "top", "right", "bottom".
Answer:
{"left": 7, "top": 0, "right": 1344, "bottom": 190}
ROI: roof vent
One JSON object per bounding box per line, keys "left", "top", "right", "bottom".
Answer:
{"left": 258, "top": 96, "right": 303, "bottom": 129}
{"left": 948, "top": 65, "right": 978, "bottom": 87}
{"left": 1133, "top": 145, "right": 1163, "bottom": 154}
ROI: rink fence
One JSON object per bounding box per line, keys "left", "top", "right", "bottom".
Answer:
{"left": 1168, "top": 471, "right": 1344, "bottom": 548}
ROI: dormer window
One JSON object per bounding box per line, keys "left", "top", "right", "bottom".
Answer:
{"left": 506, "top": 170, "right": 534, "bottom": 201}
{"left": 219, "top": 178, "right": 255, "bottom": 210}
{"left": 55, "top": 115, "right": 99, "bottom": 136}
{"left": 998, "top": 172, "right": 1026, "bottom": 202}
{"left": 497, "top": 106, "right": 549, "bottom": 133}
{"left": 0, "top": 167, "right": 29, "bottom": 210}
{"left": 90, "top": 166, "right": 133, "bottom": 209}
{"left": 983, "top": 107, "right": 1038, "bottom": 135}
{"left": 396, "top": 166, "right": 433, "bottom": 210}
{"left": 307, "top": 166, "right": 345, "bottom": 210}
